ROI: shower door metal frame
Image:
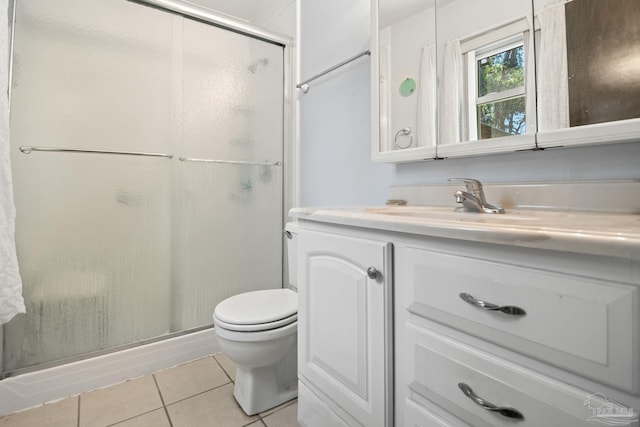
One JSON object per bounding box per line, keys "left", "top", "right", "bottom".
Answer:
{"left": 2, "top": 0, "right": 295, "bottom": 378}
{"left": 128, "top": 0, "right": 296, "bottom": 288}
{"left": 128, "top": 0, "right": 292, "bottom": 46}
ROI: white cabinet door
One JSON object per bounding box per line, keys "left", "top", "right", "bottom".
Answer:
{"left": 298, "top": 229, "right": 392, "bottom": 427}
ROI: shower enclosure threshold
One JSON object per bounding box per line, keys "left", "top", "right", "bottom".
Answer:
{"left": 2, "top": 325, "right": 214, "bottom": 379}
{"left": 0, "top": 328, "right": 219, "bottom": 417}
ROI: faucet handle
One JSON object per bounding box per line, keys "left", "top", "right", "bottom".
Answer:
{"left": 448, "top": 178, "right": 483, "bottom": 194}
{"left": 449, "top": 178, "right": 504, "bottom": 214}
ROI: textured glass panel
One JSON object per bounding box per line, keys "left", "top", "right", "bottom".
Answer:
{"left": 179, "top": 19, "right": 284, "bottom": 329}
{"left": 7, "top": 155, "right": 172, "bottom": 371}
{"left": 178, "top": 163, "right": 283, "bottom": 329}
{"left": 6, "top": 0, "right": 284, "bottom": 372}
{"left": 10, "top": 0, "right": 175, "bottom": 153}
{"left": 6, "top": 0, "right": 174, "bottom": 371}
{"left": 477, "top": 96, "right": 526, "bottom": 139}
{"left": 181, "top": 19, "right": 284, "bottom": 162}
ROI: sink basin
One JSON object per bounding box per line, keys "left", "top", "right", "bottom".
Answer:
{"left": 363, "top": 206, "right": 640, "bottom": 230}
{"left": 289, "top": 203, "right": 640, "bottom": 260}
{"left": 365, "top": 206, "right": 540, "bottom": 221}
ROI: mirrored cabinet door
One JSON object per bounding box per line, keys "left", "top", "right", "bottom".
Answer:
{"left": 435, "top": 0, "right": 537, "bottom": 158}
{"left": 534, "top": 0, "right": 640, "bottom": 148}
{"left": 371, "top": 0, "right": 640, "bottom": 163}
{"left": 372, "top": 0, "right": 438, "bottom": 162}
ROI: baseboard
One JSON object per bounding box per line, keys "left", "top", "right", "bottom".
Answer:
{"left": 0, "top": 328, "right": 219, "bottom": 416}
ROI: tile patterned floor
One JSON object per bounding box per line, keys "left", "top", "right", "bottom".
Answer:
{"left": 0, "top": 353, "right": 300, "bottom": 427}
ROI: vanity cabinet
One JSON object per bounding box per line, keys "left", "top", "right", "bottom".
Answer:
{"left": 296, "top": 225, "right": 393, "bottom": 427}
{"left": 293, "top": 213, "right": 640, "bottom": 427}
{"left": 395, "top": 237, "right": 640, "bottom": 426}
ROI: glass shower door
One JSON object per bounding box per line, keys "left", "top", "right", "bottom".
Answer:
{"left": 5, "top": 0, "right": 284, "bottom": 374}
{"left": 176, "top": 18, "right": 284, "bottom": 329}
{"left": 6, "top": 0, "right": 176, "bottom": 373}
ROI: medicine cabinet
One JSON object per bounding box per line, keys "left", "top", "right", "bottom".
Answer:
{"left": 372, "top": 0, "right": 640, "bottom": 162}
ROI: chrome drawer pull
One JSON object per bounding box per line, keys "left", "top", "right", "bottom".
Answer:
{"left": 458, "top": 383, "right": 524, "bottom": 420}
{"left": 459, "top": 293, "right": 526, "bottom": 316}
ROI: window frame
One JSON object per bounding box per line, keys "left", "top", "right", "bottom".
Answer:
{"left": 461, "top": 19, "right": 530, "bottom": 142}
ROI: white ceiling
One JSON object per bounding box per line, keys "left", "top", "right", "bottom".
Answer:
{"left": 379, "top": 0, "right": 435, "bottom": 28}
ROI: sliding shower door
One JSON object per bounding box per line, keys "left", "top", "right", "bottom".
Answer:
{"left": 5, "top": 0, "right": 283, "bottom": 374}
{"left": 177, "top": 18, "right": 284, "bottom": 329}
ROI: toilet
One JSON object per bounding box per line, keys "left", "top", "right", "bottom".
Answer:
{"left": 213, "top": 223, "right": 298, "bottom": 415}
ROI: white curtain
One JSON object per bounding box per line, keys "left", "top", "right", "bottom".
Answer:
{"left": 417, "top": 45, "right": 437, "bottom": 148}
{"left": 537, "top": 1, "right": 570, "bottom": 131}
{"left": 525, "top": 18, "right": 537, "bottom": 134}
{"left": 0, "top": 1, "right": 25, "bottom": 325}
{"left": 378, "top": 27, "right": 391, "bottom": 152}
{"left": 439, "top": 39, "right": 462, "bottom": 144}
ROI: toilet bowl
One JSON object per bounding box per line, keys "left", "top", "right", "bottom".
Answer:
{"left": 212, "top": 224, "right": 298, "bottom": 415}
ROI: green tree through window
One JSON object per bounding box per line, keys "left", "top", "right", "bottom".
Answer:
{"left": 476, "top": 44, "right": 525, "bottom": 139}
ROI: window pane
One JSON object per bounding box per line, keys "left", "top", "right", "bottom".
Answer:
{"left": 478, "top": 45, "right": 525, "bottom": 97}
{"left": 477, "top": 96, "right": 526, "bottom": 139}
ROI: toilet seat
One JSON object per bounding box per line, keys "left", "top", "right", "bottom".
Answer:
{"left": 214, "top": 316, "right": 297, "bottom": 343}
{"left": 213, "top": 288, "right": 298, "bottom": 333}
{"left": 214, "top": 312, "right": 297, "bottom": 332}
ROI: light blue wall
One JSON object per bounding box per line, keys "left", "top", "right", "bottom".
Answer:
{"left": 298, "top": 0, "right": 640, "bottom": 206}
{"left": 298, "top": 0, "right": 394, "bottom": 206}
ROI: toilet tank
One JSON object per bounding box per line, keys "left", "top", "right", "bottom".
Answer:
{"left": 284, "top": 222, "right": 299, "bottom": 290}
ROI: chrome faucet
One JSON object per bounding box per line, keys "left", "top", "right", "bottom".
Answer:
{"left": 449, "top": 178, "right": 504, "bottom": 214}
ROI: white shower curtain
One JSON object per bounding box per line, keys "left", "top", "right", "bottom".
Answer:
{"left": 0, "top": 1, "right": 25, "bottom": 325}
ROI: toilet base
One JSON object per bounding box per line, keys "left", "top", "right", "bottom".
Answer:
{"left": 233, "top": 342, "right": 298, "bottom": 415}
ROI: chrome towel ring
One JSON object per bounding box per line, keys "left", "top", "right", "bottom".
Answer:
{"left": 394, "top": 127, "right": 413, "bottom": 149}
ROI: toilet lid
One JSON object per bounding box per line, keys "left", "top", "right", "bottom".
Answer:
{"left": 214, "top": 288, "right": 297, "bottom": 326}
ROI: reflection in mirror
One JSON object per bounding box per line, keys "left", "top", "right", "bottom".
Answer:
{"left": 436, "top": 0, "right": 535, "bottom": 151}
{"left": 535, "top": 0, "right": 640, "bottom": 132}
{"left": 376, "top": 0, "right": 437, "bottom": 158}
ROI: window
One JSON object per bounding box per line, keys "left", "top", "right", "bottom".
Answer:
{"left": 461, "top": 19, "right": 531, "bottom": 142}
{"left": 467, "top": 36, "right": 526, "bottom": 140}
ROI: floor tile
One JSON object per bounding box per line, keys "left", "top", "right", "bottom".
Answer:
{"left": 0, "top": 396, "right": 78, "bottom": 427}
{"left": 154, "top": 357, "right": 230, "bottom": 405}
{"left": 259, "top": 398, "right": 297, "bottom": 418}
{"left": 214, "top": 352, "right": 236, "bottom": 381}
{"left": 109, "top": 409, "right": 170, "bottom": 427}
{"left": 79, "top": 375, "right": 163, "bottom": 427}
{"left": 262, "top": 401, "right": 300, "bottom": 427}
{"left": 167, "top": 383, "right": 257, "bottom": 427}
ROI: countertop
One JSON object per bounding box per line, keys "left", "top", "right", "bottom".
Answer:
{"left": 289, "top": 205, "right": 640, "bottom": 260}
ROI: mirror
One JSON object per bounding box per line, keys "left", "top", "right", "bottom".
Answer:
{"left": 372, "top": 0, "right": 437, "bottom": 162}
{"left": 534, "top": 0, "right": 640, "bottom": 148}
{"left": 372, "top": 0, "right": 640, "bottom": 163}
{"left": 435, "top": 0, "right": 536, "bottom": 157}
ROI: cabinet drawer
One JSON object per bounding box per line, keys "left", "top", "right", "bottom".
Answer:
{"left": 404, "top": 399, "right": 469, "bottom": 427}
{"left": 406, "top": 326, "right": 611, "bottom": 427}
{"left": 404, "top": 247, "right": 638, "bottom": 393}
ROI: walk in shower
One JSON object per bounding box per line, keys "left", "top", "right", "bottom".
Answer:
{"left": 3, "top": 0, "right": 287, "bottom": 377}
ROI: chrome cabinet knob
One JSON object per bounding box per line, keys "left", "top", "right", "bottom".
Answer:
{"left": 367, "top": 267, "right": 378, "bottom": 279}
